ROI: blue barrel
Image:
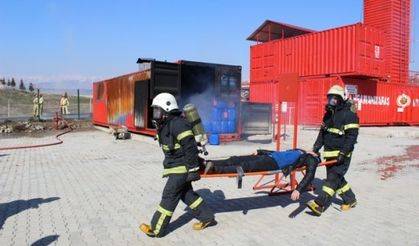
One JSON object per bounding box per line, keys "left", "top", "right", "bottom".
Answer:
{"left": 227, "top": 121, "right": 236, "bottom": 133}
{"left": 216, "top": 101, "right": 227, "bottom": 109}
{"left": 220, "top": 121, "right": 229, "bottom": 133}
{"left": 227, "top": 108, "right": 236, "bottom": 121}
{"left": 211, "top": 121, "right": 221, "bottom": 134}
{"left": 212, "top": 107, "right": 222, "bottom": 121}
{"left": 209, "top": 134, "right": 220, "bottom": 145}
{"left": 203, "top": 121, "right": 212, "bottom": 134}
{"left": 221, "top": 108, "right": 229, "bottom": 121}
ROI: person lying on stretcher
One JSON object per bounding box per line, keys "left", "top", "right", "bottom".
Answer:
{"left": 203, "top": 149, "right": 320, "bottom": 201}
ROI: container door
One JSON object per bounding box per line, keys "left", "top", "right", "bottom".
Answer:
{"left": 151, "top": 61, "right": 181, "bottom": 99}
{"left": 92, "top": 82, "right": 107, "bottom": 125}
{"left": 134, "top": 80, "right": 149, "bottom": 128}
{"left": 240, "top": 102, "right": 272, "bottom": 135}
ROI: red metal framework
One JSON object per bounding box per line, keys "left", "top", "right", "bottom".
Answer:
{"left": 201, "top": 76, "right": 337, "bottom": 195}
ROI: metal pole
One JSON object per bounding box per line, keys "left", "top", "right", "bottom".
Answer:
{"left": 276, "top": 101, "right": 282, "bottom": 151}
{"left": 37, "top": 89, "right": 40, "bottom": 119}
{"left": 77, "top": 89, "right": 80, "bottom": 120}
{"left": 89, "top": 97, "right": 92, "bottom": 113}
{"left": 7, "top": 99, "right": 10, "bottom": 117}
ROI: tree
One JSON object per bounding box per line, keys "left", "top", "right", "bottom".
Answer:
{"left": 10, "top": 78, "right": 16, "bottom": 88}
{"left": 29, "top": 83, "right": 35, "bottom": 92}
{"left": 7, "top": 79, "right": 11, "bottom": 86}
{"left": 1, "top": 77, "right": 5, "bottom": 85}
{"left": 19, "top": 79, "right": 26, "bottom": 91}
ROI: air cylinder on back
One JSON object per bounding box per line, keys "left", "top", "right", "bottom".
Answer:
{"left": 183, "top": 103, "right": 208, "bottom": 146}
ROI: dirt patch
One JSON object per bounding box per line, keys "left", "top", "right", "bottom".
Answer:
{"left": 0, "top": 119, "right": 93, "bottom": 138}
{"left": 376, "top": 145, "right": 419, "bottom": 180}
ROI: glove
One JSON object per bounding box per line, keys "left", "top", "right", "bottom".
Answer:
{"left": 186, "top": 171, "right": 201, "bottom": 182}
{"left": 312, "top": 146, "right": 321, "bottom": 155}
{"left": 336, "top": 152, "right": 346, "bottom": 165}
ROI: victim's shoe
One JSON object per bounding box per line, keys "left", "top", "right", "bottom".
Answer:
{"left": 204, "top": 161, "right": 214, "bottom": 174}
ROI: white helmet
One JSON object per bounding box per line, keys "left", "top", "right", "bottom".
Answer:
{"left": 327, "top": 85, "right": 346, "bottom": 101}
{"left": 151, "top": 93, "right": 179, "bottom": 112}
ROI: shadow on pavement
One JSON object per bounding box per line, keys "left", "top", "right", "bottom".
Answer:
{"left": 167, "top": 185, "right": 316, "bottom": 235}
{"left": 30, "top": 235, "right": 60, "bottom": 246}
{"left": 166, "top": 176, "right": 346, "bottom": 236}
{"left": 0, "top": 197, "right": 60, "bottom": 230}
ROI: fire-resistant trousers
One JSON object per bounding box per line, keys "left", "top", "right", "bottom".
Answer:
{"left": 150, "top": 173, "right": 214, "bottom": 237}
{"left": 314, "top": 156, "right": 356, "bottom": 208}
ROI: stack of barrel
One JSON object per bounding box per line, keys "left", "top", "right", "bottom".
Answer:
{"left": 203, "top": 100, "right": 237, "bottom": 145}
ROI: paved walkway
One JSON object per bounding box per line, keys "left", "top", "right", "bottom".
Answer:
{"left": 0, "top": 127, "right": 418, "bottom": 245}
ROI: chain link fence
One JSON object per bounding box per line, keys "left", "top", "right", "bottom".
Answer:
{"left": 0, "top": 87, "right": 92, "bottom": 120}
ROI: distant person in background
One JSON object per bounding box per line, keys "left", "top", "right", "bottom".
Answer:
{"left": 33, "top": 95, "right": 39, "bottom": 118}
{"left": 60, "top": 93, "right": 69, "bottom": 115}
{"left": 38, "top": 94, "right": 44, "bottom": 116}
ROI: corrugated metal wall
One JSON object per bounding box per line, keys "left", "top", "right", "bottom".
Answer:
{"left": 92, "top": 71, "right": 150, "bottom": 127}
{"left": 250, "top": 76, "right": 419, "bottom": 126}
{"left": 297, "top": 77, "right": 419, "bottom": 125}
{"left": 250, "top": 23, "right": 385, "bottom": 81}
{"left": 364, "top": 0, "right": 410, "bottom": 83}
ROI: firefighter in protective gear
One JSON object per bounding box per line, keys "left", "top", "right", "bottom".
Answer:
{"left": 60, "top": 93, "right": 69, "bottom": 115}
{"left": 306, "top": 85, "right": 359, "bottom": 216}
{"left": 33, "top": 94, "right": 44, "bottom": 118}
{"left": 140, "top": 93, "right": 216, "bottom": 237}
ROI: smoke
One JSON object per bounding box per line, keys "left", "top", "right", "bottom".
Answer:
{"left": 182, "top": 86, "right": 215, "bottom": 124}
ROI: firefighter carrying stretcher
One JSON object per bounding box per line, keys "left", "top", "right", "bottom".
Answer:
{"left": 140, "top": 93, "right": 216, "bottom": 238}
{"left": 203, "top": 149, "right": 321, "bottom": 201}
{"left": 306, "top": 85, "right": 359, "bottom": 216}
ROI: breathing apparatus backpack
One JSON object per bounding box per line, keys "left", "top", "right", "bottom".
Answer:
{"left": 183, "top": 103, "right": 209, "bottom": 155}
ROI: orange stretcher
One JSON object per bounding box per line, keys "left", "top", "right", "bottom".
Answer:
{"left": 201, "top": 160, "right": 336, "bottom": 195}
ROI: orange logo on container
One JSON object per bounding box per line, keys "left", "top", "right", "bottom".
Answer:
{"left": 396, "top": 93, "right": 411, "bottom": 108}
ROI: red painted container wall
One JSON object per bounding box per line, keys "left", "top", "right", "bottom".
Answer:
{"left": 364, "top": 0, "right": 410, "bottom": 84}
{"left": 250, "top": 77, "right": 419, "bottom": 126}
{"left": 297, "top": 77, "right": 419, "bottom": 126}
{"left": 92, "top": 82, "right": 108, "bottom": 125}
{"left": 250, "top": 23, "right": 385, "bottom": 82}
{"left": 92, "top": 71, "right": 151, "bottom": 131}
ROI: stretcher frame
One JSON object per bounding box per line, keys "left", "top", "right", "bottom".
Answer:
{"left": 201, "top": 79, "right": 337, "bottom": 195}
{"left": 200, "top": 160, "right": 336, "bottom": 195}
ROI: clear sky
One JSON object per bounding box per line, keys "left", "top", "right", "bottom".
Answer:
{"left": 0, "top": 0, "right": 418, "bottom": 88}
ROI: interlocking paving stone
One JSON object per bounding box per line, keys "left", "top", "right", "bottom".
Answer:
{"left": 0, "top": 127, "right": 418, "bottom": 245}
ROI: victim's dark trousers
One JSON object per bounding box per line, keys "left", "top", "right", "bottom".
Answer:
{"left": 210, "top": 155, "right": 278, "bottom": 174}
{"left": 150, "top": 173, "right": 214, "bottom": 237}
{"left": 315, "top": 157, "right": 356, "bottom": 208}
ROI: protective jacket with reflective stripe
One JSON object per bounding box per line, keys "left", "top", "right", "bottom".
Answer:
{"left": 313, "top": 102, "right": 359, "bottom": 157}
{"left": 157, "top": 113, "right": 199, "bottom": 174}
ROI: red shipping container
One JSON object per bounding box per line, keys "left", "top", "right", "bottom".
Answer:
{"left": 92, "top": 71, "right": 151, "bottom": 132}
{"left": 250, "top": 23, "right": 385, "bottom": 82}
{"left": 297, "top": 77, "right": 419, "bottom": 126}
{"left": 364, "top": 0, "right": 410, "bottom": 84}
{"left": 250, "top": 76, "right": 419, "bottom": 126}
